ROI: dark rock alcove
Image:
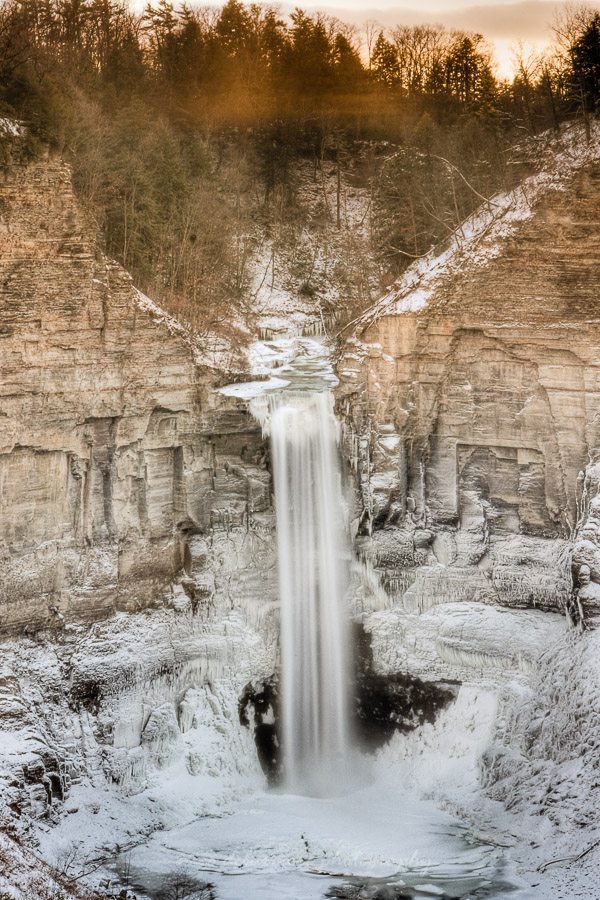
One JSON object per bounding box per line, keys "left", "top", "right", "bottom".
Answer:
{"left": 239, "top": 623, "right": 460, "bottom": 782}
{"left": 353, "top": 622, "right": 459, "bottom": 750}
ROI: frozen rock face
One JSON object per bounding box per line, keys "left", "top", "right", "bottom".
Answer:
{"left": 482, "top": 626, "right": 600, "bottom": 848}
{"left": 0, "top": 599, "right": 275, "bottom": 844}
{"left": 337, "top": 148, "right": 600, "bottom": 636}
{"left": 571, "top": 456, "right": 600, "bottom": 623}
{"left": 334, "top": 135, "right": 600, "bottom": 880}
{"left": 0, "top": 149, "right": 274, "bottom": 634}
{"left": 0, "top": 149, "right": 280, "bottom": 836}
{"left": 0, "top": 484, "right": 279, "bottom": 821}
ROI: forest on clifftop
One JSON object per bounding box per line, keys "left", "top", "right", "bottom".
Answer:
{"left": 0, "top": 0, "right": 599, "bottom": 332}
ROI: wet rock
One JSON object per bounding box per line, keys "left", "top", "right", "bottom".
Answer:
{"left": 240, "top": 627, "right": 459, "bottom": 779}
{"left": 354, "top": 624, "right": 458, "bottom": 750}
{"left": 239, "top": 678, "right": 280, "bottom": 783}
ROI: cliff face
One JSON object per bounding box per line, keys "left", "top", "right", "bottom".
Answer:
{"left": 0, "top": 151, "right": 274, "bottom": 634}
{"left": 2, "top": 128, "right": 600, "bottom": 896}
{"left": 0, "top": 150, "right": 282, "bottom": 832}
{"left": 338, "top": 129, "right": 600, "bottom": 625}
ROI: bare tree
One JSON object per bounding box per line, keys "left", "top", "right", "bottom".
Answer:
{"left": 362, "top": 19, "right": 381, "bottom": 70}
{"left": 551, "top": 2, "right": 597, "bottom": 141}
{"left": 511, "top": 41, "right": 543, "bottom": 133}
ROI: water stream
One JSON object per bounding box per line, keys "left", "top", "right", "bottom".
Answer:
{"left": 248, "top": 337, "right": 354, "bottom": 791}
{"left": 271, "top": 389, "right": 352, "bottom": 794}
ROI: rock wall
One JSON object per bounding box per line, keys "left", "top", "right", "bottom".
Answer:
{"left": 0, "top": 149, "right": 281, "bottom": 833}
{"left": 2, "top": 128, "right": 600, "bottom": 896}
{"left": 337, "top": 146, "right": 600, "bottom": 628}
{"left": 334, "top": 135, "right": 600, "bottom": 887}
{"left": 0, "top": 150, "right": 275, "bottom": 634}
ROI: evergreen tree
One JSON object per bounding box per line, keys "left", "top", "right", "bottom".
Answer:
{"left": 371, "top": 32, "right": 399, "bottom": 87}
{"left": 571, "top": 13, "right": 600, "bottom": 114}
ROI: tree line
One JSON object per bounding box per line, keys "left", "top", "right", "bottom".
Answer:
{"left": 0, "top": 0, "right": 598, "bottom": 329}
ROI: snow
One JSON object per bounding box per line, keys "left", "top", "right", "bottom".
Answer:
{"left": 367, "top": 602, "right": 566, "bottom": 685}
{"left": 4, "top": 128, "right": 600, "bottom": 899}
{"left": 110, "top": 784, "right": 505, "bottom": 898}
{"left": 2, "top": 513, "right": 593, "bottom": 900}
{"left": 0, "top": 831, "right": 95, "bottom": 900}
{"left": 217, "top": 376, "right": 290, "bottom": 400}
{"left": 244, "top": 335, "right": 299, "bottom": 375}
{"left": 246, "top": 158, "right": 377, "bottom": 343}
{"left": 0, "top": 118, "right": 22, "bottom": 138}
{"left": 135, "top": 289, "right": 243, "bottom": 372}
{"left": 88, "top": 690, "right": 531, "bottom": 900}
{"left": 355, "top": 122, "right": 600, "bottom": 332}
{"left": 66, "top": 675, "right": 559, "bottom": 900}
{"left": 7, "top": 580, "right": 554, "bottom": 900}
{"left": 220, "top": 336, "right": 338, "bottom": 406}
{"left": 136, "top": 289, "right": 188, "bottom": 337}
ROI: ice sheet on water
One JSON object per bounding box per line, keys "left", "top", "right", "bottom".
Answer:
{"left": 108, "top": 777, "right": 511, "bottom": 900}
{"left": 218, "top": 336, "right": 337, "bottom": 404}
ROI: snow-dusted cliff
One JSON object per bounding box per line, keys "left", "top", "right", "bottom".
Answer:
{"left": 0, "top": 150, "right": 275, "bottom": 633}
{"left": 2, "top": 125, "right": 600, "bottom": 899}
{"left": 338, "top": 124, "right": 600, "bottom": 623}
{"left": 336, "top": 123, "right": 600, "bottom": 894}
{"left": 0, "top": 148, "right": 285, "bottom": 875}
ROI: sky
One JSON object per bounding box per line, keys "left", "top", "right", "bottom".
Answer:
{"left": 132, "top": 1, "right": 598, "bottom": 77}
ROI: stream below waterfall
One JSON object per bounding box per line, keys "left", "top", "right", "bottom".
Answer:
{"left": 106, "top": 337, "right": 528, "bottom": 900}
{"left": 112, "top": 785, "right": 521, "bottom": 899}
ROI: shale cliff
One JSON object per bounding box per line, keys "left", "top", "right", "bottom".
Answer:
{"left": 2, "top": 126, "right": 600, "bottom": 899}
{"left": 0, "top": 148, "right": 281, "bottom": 840}
{"left": 338, "top": 126, "right": 600, "bottom": 626}
{"left": 335, "top": 127, "right": 600, "bottom": 879}
{"left": 0, "top": 150, "right": 274, "bottom": 635}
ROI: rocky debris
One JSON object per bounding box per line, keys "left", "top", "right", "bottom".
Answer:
{"left": 327, "top": 886, "right": 413, "bottom": 899}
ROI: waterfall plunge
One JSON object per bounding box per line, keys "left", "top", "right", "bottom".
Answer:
{"left": 269, "top": 390, "right": 352, "bottom": 795}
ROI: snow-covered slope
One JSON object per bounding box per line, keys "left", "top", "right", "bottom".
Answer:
{"left": 348, "top": 121, "right": 600, "bottom": 333}
{"left": 0, "top": 830, "right": 99, "bottom": 899}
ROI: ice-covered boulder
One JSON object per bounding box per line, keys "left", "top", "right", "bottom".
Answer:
{"left": 140, "top": 704, "right": 183, "bottom": 769}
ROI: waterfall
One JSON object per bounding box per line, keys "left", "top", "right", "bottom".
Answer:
{"left": 269, "top": 390, "right": 352, "bottom": 795}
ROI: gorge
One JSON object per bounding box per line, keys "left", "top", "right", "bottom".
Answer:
{"left": 1, "top": 120, "right": 600, "bottom": 900}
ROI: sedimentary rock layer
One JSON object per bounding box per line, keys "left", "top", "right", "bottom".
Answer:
{"left": 0, "top": 149, "right": 281, "bottom": 830}
{"left": 337, "top": 131, "right": 600, "bottom": 620}
{"left": 0, "top": 150, "right": 273, "bottom": 633}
